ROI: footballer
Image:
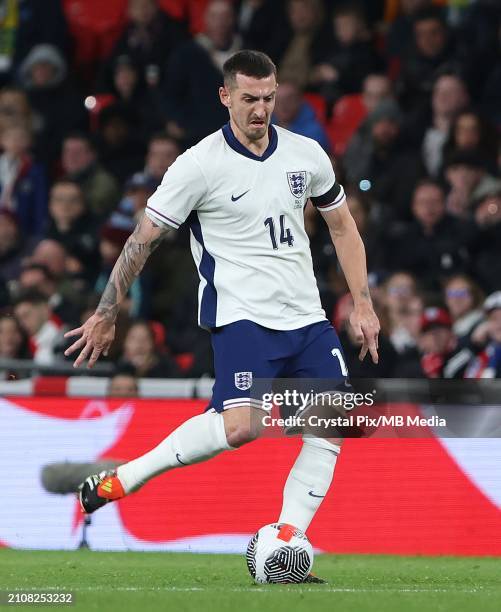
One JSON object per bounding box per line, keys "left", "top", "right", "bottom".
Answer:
{"left": 65, "top": 50, "right": 380, "bottom": 582}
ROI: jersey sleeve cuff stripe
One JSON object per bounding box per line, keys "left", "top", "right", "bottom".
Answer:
{"left": 310, "top": 182, "right": 342, "bottom": 208}
{"left": 223, "top": 398, "right": 266, "bottom": 410}
{"left": 145, "top": 206, "right": 181, "bottom": 229}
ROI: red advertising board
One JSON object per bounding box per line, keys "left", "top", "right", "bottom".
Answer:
{"left": 0, "top": 397, "right": 500, "bottom": 555}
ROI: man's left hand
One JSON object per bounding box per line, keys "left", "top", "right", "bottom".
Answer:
{"left": 349, "top": 304, "right": 380, "bottom": 364}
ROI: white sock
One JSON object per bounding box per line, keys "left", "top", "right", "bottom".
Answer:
{"left": 117, "top": 411, "right": 233, "bottom": 493}
{"left": 278, "top": 437, "right": 340, "bottom": 532}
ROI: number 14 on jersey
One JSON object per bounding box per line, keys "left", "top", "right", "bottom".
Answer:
{"left": 264, "top": 215, "right": 294, "bottom": 249}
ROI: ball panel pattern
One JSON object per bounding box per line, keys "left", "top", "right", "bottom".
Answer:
{"left": 245, "top": 531, "right": 259, "bottom": 579}
{"left": 263, "top": 545, "right": 311, "bottom": 584}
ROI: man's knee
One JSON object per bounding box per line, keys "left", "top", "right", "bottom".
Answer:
{"left": 223, "top": 407, "right": 263, "bottom": 447}
{"left": 328, "top": 437, "right": 343, "bottom": 447}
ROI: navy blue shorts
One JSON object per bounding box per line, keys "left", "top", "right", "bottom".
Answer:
{"left": 207, "top": 319, "right": 348, "bottom": 413}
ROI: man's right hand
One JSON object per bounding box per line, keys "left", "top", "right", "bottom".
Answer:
{"left": 64, "top": 312, "right": 116, "bottom": 369}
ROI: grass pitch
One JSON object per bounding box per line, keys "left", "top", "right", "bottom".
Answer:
{"left": 1, "top": 549, "right": 500, "bottom": 612}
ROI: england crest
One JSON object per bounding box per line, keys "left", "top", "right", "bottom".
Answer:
{"left": 235, "top": 371, "right": 253, "bottom": 391}
{"left": 287, "top": 171, "right": 307, "bottom": 199}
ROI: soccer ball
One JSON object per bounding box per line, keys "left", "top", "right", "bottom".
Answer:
{"left": 246, "top": 523, "right": 313, "bottom": 584}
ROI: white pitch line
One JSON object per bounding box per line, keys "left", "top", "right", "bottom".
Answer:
{"left": 2, "top": 586, "right": 485, "bottom": 594}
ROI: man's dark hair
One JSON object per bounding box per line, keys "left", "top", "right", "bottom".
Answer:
{"left": 333, "top": 2, "right": 366, "bottom": 23}
{"left": 148, "top": 131, "right": 182, "bottom": 150}
{"left": 20, "top": 263, "right": 55, "bottom": 283}
{"left": 51, "top": 178, "right": 85, "bottom": 194}
{"left": 13, "top": 288, "right": 49, "bottom": 308}
{"left": 63, "top": 131, "right": 97, "bottom": 152}
{"left": 223, "top": 50, "right": 277, "bottom": 88}
{"left": 413, "top": 177, "right": 446, "bottom": 197}
{"left": 413, "top": 6, "right": 447, "bottom": 27}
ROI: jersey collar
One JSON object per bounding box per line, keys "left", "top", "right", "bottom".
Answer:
{"left": 222, "top": 122, "right": 278, "bottom": 161}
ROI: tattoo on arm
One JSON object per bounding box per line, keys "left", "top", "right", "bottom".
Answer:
{"left": 360, "top": 287, "right": 372, "bottom": 303}
{"left": 97, "top": 215, "right": 173, "bottom": 322}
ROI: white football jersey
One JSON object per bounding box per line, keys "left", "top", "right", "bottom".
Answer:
{"left": 145, "top": 123, "right": 346, "bottom": 330}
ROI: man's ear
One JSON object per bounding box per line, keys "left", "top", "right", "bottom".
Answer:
{"left": 219, "top": 86, "right": 231, "bottom": 109}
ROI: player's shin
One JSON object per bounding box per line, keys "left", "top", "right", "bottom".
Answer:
{"left": 278, "top": 437, "right": 340, "bottom": 532}
{"left": 117, "top": 411, "right": 234, "bottom": 493}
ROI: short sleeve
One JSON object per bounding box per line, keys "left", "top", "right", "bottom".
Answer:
{"left": 145, "top": 150, "right": 207, "bottom": 229}
{"left": 309, "top": 143, "right": 346, "bottom": 212}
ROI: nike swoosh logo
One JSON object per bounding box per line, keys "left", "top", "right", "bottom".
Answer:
{"left": 308, "top": 490, "right": 325, "bottom": 498}
{"left": 231, "top": 190, "right": 250, "bottom": 202}
{"left": 176, "top": 453, "right": 187, "bottom": 466}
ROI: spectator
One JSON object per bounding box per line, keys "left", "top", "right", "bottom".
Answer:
{"left": 118, "top": 320, "right": 179, "bottom": 378}
{"left": 0, "top": 313, "right": 31, "bottom": 379}
{"left": 470, "top": 188, "right": 501, "bottom": 294}
{"left": 103, "top": 0, "right": 187, "bottom": 89}
{"left": 313, "top": 3, "right": 384, "bottom": 100}
{"left": 112, "top": 172, "right": 157, "bottom": 227}
{"left": 98, "top": 54, "right": 164, "bottom": 137}
{"left": 0, "top": 209, "right": 38, "bottom": 284}
{"left": 381, "top": 272, "right": 419, "bottom": 352}
{"left": 30, "top": 240, "right": 70, "bottom": 284}
{"left": 386, "top": 0, "right": 432, "bottom": 58}
{"left": 0, "top": 124, "right": 47, "bottom": 236}
{"left": 29, "top": 236, "right": 89, "bottom": 308}
{"left": 0, "top": 87, "right": 33, "bottom": 139}
{"left": 465, "top": 292, "right": 501, "bottom": 378}
{"left": 443, "top": 273, "right": 484, "bottom": 346}
{"left": 165, "top": 0, "right": 241, "bottom": 143}
{"left": 391, "top": 294, "right": 424, "bottom": 363}
{"left": 387, "top": 295, "right": 426, "bottom": 378}
{"left": 18, "top": 263, "right": 80, "bottom": 326}
{"left": 273, "top": 81, "right": 330, "bottom": 151}
{"left": 144, "top": 133, "right": 181, "bottom": 185}
{"left": 361, "top": 73, "right": 394, "bottom": 115}
{"left": 237, "top": 0, "right": 287, "bottom": 58}
{"left": 0, "top": 313, "right": 30, "bottom": 359}
{"left": 409, "top": 73, "right": 470, "bottom": 177}
{"left": 18, "top": 44, "right": 87, "bottom": 163}
{"left": 397, "top": 7, "right": 467, "bottom": 110}
{"left": 61, "top": 132, "right": 120, "bottom": 220}
{"left": 45, "top": 180, "right": 100, "bottom": 283}
{"left": 388, "top": 179, "right": 474, "bottom": 289}
{"left": 95, "top": 104, "right": 146, "bottom": 184}
{"left": 277, "top": 0, "right": 329, "bottom": 90}
{"left": 343, "top": 99, "right": 423, "bottom": 221}
{"left": 444, "top": 150, "right": 501, "bottom": 219}
{"left": 12, "top": 0, "right": 70, "bottom": 75}
{"left": 13, "top": 289, "right": 65, "bottom": 365}
{"left": 442, "top": 110, "right": 498, "bottom": 176}
{"left": 108, "top": 367, "right": 139, "bottom": 397}
{"left": 418, "top": 306, "right": 473, "bottom": 378}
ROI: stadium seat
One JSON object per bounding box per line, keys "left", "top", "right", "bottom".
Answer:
{"left": 327, "top": 94, "right": 367, "bottom": 156}
{"left": 158, "top": 0, "right": 189, "bottom": 21}
{"left": 175, "top": 352, "right": 195, "bottom": 373}
{"left": 62, "top": 0, "right": 128, "bottom": 63}
{"left": 303, "top": 92, "right": 328, "bottom": 125}
{"left": 149, "top": 320, "right": 167, "bottom": 351}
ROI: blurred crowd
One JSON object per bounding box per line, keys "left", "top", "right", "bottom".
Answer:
{"left": 0, "top": 0, "right": 500, "bottom": 381}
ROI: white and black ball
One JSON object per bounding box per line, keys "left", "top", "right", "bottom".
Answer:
{"left": 246, "top": 523, "right": 313, "bottom": 584}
